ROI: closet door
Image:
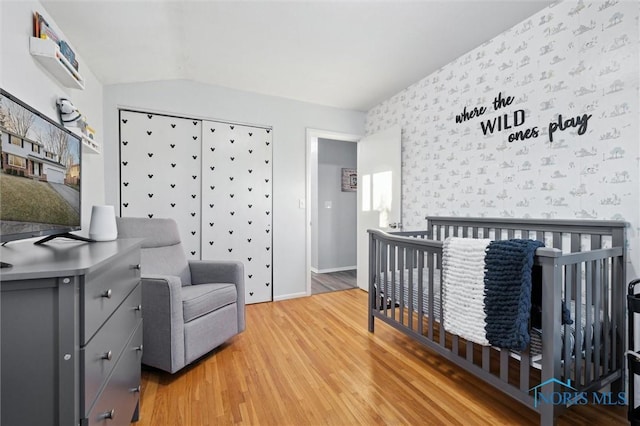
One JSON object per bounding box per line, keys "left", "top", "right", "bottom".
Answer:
{"left": 201, "top": 122, "right": 273, "bottom": 304}
{"left": 119, "top": 111, "right": 202, "bottom": 259}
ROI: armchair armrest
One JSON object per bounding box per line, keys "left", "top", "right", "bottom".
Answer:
{"left": 188, "top": 260, "right": 245, "bottom": 332}
{"left": 188, "top": 260, "right": 244, "bottom": 286}
{"left": 140, "top": 274, "right": 186, "bottom": 373}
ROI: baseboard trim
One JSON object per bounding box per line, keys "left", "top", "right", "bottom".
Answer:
{"left": 274, "top": 291, "right": 308, "bottom": 302}
{"left": 311, "top": 266, "right": 357, "bottom": 274}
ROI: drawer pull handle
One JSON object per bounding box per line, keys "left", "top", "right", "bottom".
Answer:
{"left": 133, "top": 264, "right": 141, "bottom": 270}
{"left": 102, "top": 351, "right": 113, "bottom": 361}
{"left": 136, "top": 344, "right": 144, "bottom": 352}
{"left": 102, "top": 289, "right": 113, "bottom": 299}
{"left": 101, "top": 409, "right": 115, "bottom": 420}
{"left": 130, "top": 385, "right": 142, "bottom": 393}
{"left": 134, "top": 304, "right": 143, "bottom": 312}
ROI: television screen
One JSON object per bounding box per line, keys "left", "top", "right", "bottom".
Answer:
{"left": 0, "top": 90, "right": 82, "bottom": 242}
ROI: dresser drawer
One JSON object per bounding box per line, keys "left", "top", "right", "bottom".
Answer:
{"left": 83, "top": 284, "right": 142, "bottom": 410}
{"left": 83, "top": 250, "right": 141, "bottom": 344}
{"left": 85, "top": 323, "right": 142, "bottom": 426}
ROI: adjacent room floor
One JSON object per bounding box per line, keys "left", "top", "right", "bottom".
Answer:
{"left": 133, "top": 289, "right": 626, "bottom": 425}
{"left": 311, "top": 269, "right": 357, "bottom": 295}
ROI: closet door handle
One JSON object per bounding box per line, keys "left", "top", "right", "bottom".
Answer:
{"left": 102, "top": 351, "right": 113, "bottom": 361}
{"left": 102, "top": 289, "right": 112, "bottom": 299}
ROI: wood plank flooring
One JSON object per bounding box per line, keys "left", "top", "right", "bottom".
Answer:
{"left": 132, "top": 289, "right": 626, "bottom": 425}
{"left": 311, "top": 269, "right": 357, "bottom": 294}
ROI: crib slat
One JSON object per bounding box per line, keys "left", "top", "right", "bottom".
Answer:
{"left": 500, "top": 350, "right": 509, "bottom": 382}
{"left": 574, "top": 262, "right": 583, "bottom": 386}
{"left": 585, "top": 261, "right": 593, "bottom": 383}
{"left": 593, "top": 259, "right": 602, "bottom": 377}
{"left": 507, "top": 229, "right": 514, "bottom": 239}
{"left": 399, "top": 247, "right": 405, "bottom": 326}
{"left": 466, "top": 342, "right": 473, "bottom": 363}
{"left": 520, "top": 347, "right": 530, "bottom": 391}
{"left": 408, "top": 248, "right": 414, "bottom": 331}
{"left": 427, "top": 251, "right": 434, "bottom": 341}
{"left": 612, "top": 255, "right": 622, "bottom": 371}
{"left": 389, "top": 244, "right": 395, "bottom": 321}
{"left": 482, "top": 347, "right": 490, "bottom": 371}
{"left": 563, "top": 266, "right": 573, "bottom": 381}
{"left": 417, "top": 250, "right": 424, "bottom": 335}
{"left": 603, "top": 257, "right": 610, "bottom": 375}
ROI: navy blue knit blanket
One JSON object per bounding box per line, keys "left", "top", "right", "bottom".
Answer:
{"left": 484, "top": 239, "right": 544, "bottom": 351}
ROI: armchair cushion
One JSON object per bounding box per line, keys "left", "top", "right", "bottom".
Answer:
{"left": 182, "top": 283, "right": 237, "bottom": 323}
{"left": 116, "top": 217, "right": 192, "bottom": 285}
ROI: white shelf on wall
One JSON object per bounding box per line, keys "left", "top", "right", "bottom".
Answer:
{"left": 81, "top": 135, "right": 100, "bottom": 155}
{"left": 29, "top": 37, "right": 85, "bottom": 90}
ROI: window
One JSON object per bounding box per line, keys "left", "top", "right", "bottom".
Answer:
{"left": 45, "top": 151, "right": 55, "bottom": 160}
{"left": 10, "top": 135, "right": 22, "bottom": 147}
{"left": 32, "top": 144, "right": 40, "bottom": 154}
{"left": 8, "top": 154, "right": 26, "bottom": 168}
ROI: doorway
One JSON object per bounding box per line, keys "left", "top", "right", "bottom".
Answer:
{"left": 306, "top": 129, "right": 361, "bottom": 295}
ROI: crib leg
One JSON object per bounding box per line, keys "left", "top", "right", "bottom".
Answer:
{"left": 368, "top": 287, "right": 375, "bottom": 332}
{"left": 540, "top": 403, "right": 555, "bottom": 426}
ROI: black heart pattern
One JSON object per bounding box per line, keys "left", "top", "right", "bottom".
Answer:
{"left": 121, "top": 112, "right": 273, "bottom": 302}
{"left": 122, "top": 119, "right": 128, "bottom": 123}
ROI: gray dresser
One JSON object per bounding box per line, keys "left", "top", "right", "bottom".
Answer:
{"left": 0, "top": 238, "right": 143, "bottom": 426}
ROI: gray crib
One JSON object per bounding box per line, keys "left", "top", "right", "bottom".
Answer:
{"left": 367, "top": 216, "right": 626, "bottom": 425}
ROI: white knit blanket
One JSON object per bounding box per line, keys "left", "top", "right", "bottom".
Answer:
{"left": 442, "top": 237, "right": 492, "bottom": 346}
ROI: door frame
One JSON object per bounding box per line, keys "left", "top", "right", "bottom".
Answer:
{"left": 305, "top": 128, "right": 361, "bottom": 296}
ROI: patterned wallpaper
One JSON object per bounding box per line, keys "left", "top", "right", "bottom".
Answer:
{"left": 365, "top": 0, "right": 639, "bottom": 266}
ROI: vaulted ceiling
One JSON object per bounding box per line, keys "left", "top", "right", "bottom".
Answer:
{"left": 42, "top": 1, "right": 551, "bottom": 111}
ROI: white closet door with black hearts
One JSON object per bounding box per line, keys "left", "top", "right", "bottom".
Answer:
{"left": 201, "top": 121, "right": 273, "bottom": 304}
{"left": 119, "top": 110, "right": 202, "bottom": 259}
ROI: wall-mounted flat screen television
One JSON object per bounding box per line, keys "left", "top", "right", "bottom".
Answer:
{"left": 0, "top": 89, "right": 85, "bottom": 244}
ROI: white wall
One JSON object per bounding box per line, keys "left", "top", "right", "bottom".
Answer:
{"left": 103, "top": 80, "right": 365, "bottom": 300}
{"left": 316, "top": 138, "right": 357, "bottom": 271}
{"left": 366, "top": 0, "right": 640, "bottom": 280}
{"left": 1, "top": 1, "right": 105, "bottom": 233}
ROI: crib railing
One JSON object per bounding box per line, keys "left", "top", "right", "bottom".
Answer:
{"left": 368, "top": 217, "right": 626, "bottom": 426}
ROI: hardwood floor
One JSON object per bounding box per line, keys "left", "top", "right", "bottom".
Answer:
{"left": 132, "top": 289, "right": 626, "bottom": 425}
{"left": 311, "top": 269, "right": 357, "bottom": 294}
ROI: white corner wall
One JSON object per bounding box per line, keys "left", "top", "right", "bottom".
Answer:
{"left": 103, "top": 80, "right": 365, "bottom": 300}
{"left": 1, "top": 1, "right": 105, "bottom": 233}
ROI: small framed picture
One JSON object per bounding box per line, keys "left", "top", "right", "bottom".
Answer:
{"left": 341, "top": 168, "right": 357, "bottom": 192}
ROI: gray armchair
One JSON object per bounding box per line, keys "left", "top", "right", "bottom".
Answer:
{"left": 116, "top": 217, "right": 245, "bottom": 373}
